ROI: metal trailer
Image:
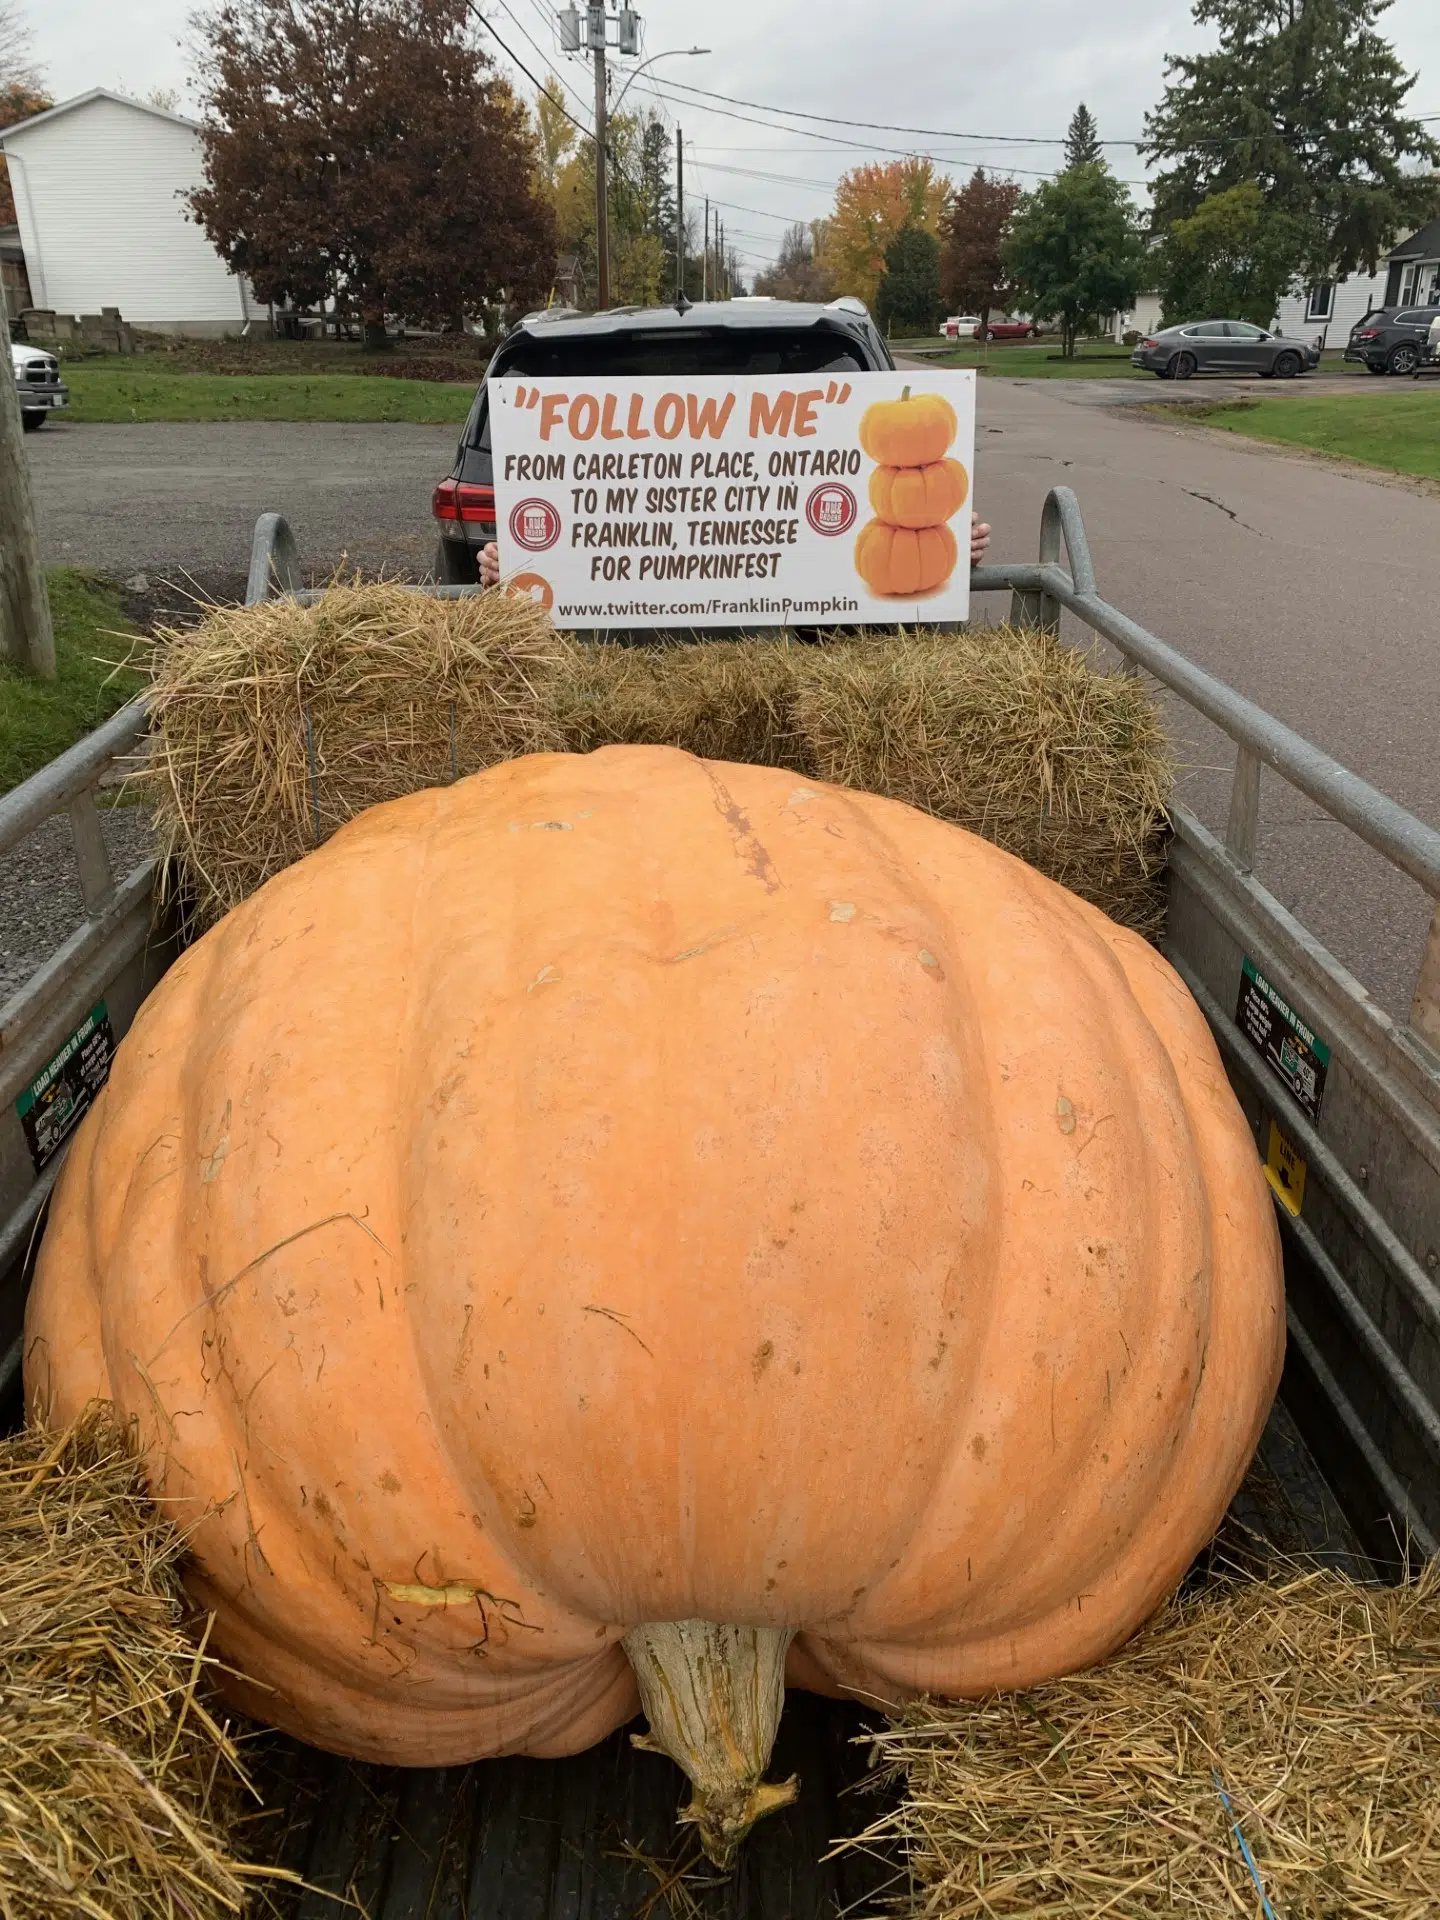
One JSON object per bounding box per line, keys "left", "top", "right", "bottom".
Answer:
{"left": 1, "top": 487, "right": 1437, "bottom": 1913}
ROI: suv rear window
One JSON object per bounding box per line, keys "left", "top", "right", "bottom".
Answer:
{"left": 493, "top": 326, "right": 873, "bottom": 380}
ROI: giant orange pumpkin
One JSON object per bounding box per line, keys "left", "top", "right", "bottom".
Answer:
{"left": 854, "top": 517, "right": 958, "bottom": 595}
{"left": 858, "top": 386, "right": 957, "bottom": 466}
{"left": 868, "top": 457, "right": 969, "bottom": 529}
{"left": 25, "top": 747, "right": 1283, "bottom": 1862}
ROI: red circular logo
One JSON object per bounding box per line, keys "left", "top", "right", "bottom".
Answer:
{"left": 805, "top": 482, "right": 857, "bottom": 536}
{"left": 509, "top": 497, "right": 562, "bottom": 552}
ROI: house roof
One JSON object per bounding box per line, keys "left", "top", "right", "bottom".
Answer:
{"left": 1391, "top": 218, "right": 1440, "bottom": 262}
{"left": 0, "top": 87, "right": 199, "bottom": 145}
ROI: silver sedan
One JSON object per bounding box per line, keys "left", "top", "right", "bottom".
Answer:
{"left": 1130, "top": 322, "right": 1320, "bottom": 380}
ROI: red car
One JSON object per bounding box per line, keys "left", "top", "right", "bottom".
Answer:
{"left": 982, "top": 317, "right": 1044, "bottom": 340}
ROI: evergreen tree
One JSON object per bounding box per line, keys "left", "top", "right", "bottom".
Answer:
{"left": 1142, "top": 0, "right": 1440, "bottom": 277}
{"left": 875, "top": 224, "right": 943, "bottom": 336}
{"left": 638, "top": 112, "right": 676, "bottom": 251}
{"left": 1063, "top": 103, "right": 1103, "bottom": 170}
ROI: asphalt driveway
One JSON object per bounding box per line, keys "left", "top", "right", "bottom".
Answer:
{"left": 24, "top": 401, "right": 1440, "bottom": 1021}
{"left": 30, "top": 417, "right": 457, "bottom": 586}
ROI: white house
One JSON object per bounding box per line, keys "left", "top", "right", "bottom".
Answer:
{"left": 0, "top": 89, "right": 253, "bottom": 336}
{"left": 1274, "top": 271, "right": 1385, "bottom": 347}
{"left": 1275, "top": 219, "right": 1440, "bottom": 346}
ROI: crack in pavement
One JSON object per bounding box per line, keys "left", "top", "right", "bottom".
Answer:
{"left": 1181, "top": 487, "right": 1265, "bottom": 535}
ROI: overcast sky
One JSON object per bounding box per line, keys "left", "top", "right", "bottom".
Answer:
{"left": 25, "top": 0, "right": 1440, "bottom": 280}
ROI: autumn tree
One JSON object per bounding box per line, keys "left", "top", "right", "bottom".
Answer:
{"left": 822, "top": 158, "right": 950, "bottom": 312}
{"left": 1063, "top": 103, "right": 1103, "bottom": 170}
{"left": 941, "top": 169, "right": 1022, "bottom": 337}
{"left": 0, "top": 3, "right": 41, "bottom": 89}
{"left": 0, "top": 3, "right": 46, "bottom": 226}
{"left": 548, "top": 104, "right": 674, "bottom": 307}
{"left": 0, "top": 83, "right": 50, "bottom": 226}
{"left": 190, "top": 0, "right": 556, "bottom": 345}
{"left": 534, "top": 72, "right": 577, "bottom": 189}
{"left": 1004, "top": 164, "right": 1147, "bottom": 356}
{"left": 753, "top": 223, "right": 835, "bottom": 302}
{"left": 1142, "top": 0, "right": 1440, "bottom": 278}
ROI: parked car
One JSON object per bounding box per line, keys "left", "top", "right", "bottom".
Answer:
{"left": 983, "top": 317, "right": 1044, "bottom": 340}
{"left": 11, "top": 341, "right": 68, "bottom": 429}
{"left": 1344, "top": 305, "right": 1440, "bottom": 376}
{"left": 939, "top": 315, "right": 980, "bottom": 339}
{"left": 433, "top": 297, "right": 895, "bottom": 584}
{"left": 1130, "top": 321, "right": 1319, "bottom": 380}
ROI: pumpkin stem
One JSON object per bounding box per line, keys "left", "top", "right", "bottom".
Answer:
{"left": 622, "top": 1619, "right": 798, "bottom": 1869}
{"left": 901, "top": 384, "right": 911, "bottom": 402}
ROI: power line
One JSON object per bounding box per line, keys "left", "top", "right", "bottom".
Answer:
{"left": 465, "top": 0, "right": 592, "bottom": 136}
{"left": 634, "top": 78, "right": 1150, "bottom": 185}
{"left": 654, "top": 73, "right": 1440, "bottom": 150}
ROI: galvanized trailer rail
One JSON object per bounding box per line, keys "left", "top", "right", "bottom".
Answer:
{"left": 4, "top": 491, "right": 1439, "bottom": 1579}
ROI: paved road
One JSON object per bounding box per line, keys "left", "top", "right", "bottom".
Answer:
{"left": 966, "top": 376, "right": 1439, "bottom": 1020}
{"left": 24, "top": 398, "right": 1440, "bottom": 1020}
{"left": 30, "top": 418, "right": 458, "bottom": 584}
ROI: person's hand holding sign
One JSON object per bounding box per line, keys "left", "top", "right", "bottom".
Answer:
{"left": 480, "top": 514, "right": 991, "bottom": 591}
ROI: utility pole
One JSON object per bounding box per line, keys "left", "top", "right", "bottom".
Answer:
{"left": 703, "top": 198, "right": 709, "bottom": 302}
{"left": 592, "top": 14, "right": 610, "bottom": 310}
{"left": 0, "top": 272, "right": 54, "bottom": 678}
{"left": 675, "top": 126, "right": 685, "bottom": 303}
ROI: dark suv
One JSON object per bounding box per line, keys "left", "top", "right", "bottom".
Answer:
{"left": 1344, "top": 306, "right": 1440, "bottom": 375}
{"left": 432, "top": 298, "right": 894, "bottom": 583}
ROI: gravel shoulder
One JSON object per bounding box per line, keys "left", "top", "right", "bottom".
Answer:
{"left": 29, "top": 418, "right": 459, "bottom": 580}
{"left": 0, "top": 806, "right": 156, "bottom": 1007}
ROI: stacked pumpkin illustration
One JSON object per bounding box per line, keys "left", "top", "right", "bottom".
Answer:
{"left": 854, "top": 386, "right": 969, "bottom": 597}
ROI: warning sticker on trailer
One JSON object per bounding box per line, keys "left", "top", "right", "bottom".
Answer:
{"left": 1263, "top": 1119, "right": 1307, "bottom": 1217}
{"left": 1235, "top": 957, "right": 1330, "bottom": 1123}
{"left": 15, "top": 1001, "right": 115, "bottom": 1173}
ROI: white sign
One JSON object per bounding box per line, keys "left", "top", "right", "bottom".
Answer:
{"left": 488, "top": 370, "right": 977, "bottom": 629}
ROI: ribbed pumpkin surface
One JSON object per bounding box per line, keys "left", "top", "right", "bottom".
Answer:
{"left": 26, "top": 746, "right": 1282, "bottom": 1766}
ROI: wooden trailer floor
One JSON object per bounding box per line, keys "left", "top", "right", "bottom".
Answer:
{"left": 251, "top": 1393, "right": 1371, "bottom": 1920}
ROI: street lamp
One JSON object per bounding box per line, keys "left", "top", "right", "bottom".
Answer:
{"left": 611, "top": 46, "right": 710, "bottom": 117}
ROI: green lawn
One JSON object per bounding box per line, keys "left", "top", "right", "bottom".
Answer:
{"left": 1184, "top": 390, "right": 1440, "bottom": 482}
{"left": 60, "top": 363, "right": 475, "bottom": 425}
{"left": 896, "top": 341, "right": 1149, "bottom": 379}
{"left": 1, "top": 573, "right": 146, "bottom": 792}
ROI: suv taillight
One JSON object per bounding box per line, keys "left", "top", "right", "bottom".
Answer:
{"left": 432, "top": 479, "right": 496, "bottom": 524}
{"left": 1141, "top": 337, "right": 1158, "bottom": 348}
{"left": 1355, "top": 329, "right": 1380, "bottom": 341}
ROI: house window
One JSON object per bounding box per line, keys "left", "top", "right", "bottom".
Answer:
{"left": 1399, "top": 261, "right": 1439, "bottom": 305}
{"left": 1305, "top": 283, "right": 1334, "bottom": 322}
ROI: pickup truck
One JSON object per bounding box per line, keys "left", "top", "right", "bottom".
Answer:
{"left": 2, "top": 483, "right": 1437, "bottom": 1917}
{"left": 11, "top": 339, "right": 69, "bottom": 429}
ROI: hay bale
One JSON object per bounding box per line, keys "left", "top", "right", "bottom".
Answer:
{"left": 542, "top": 636, "right": 811, "bottom": 772}
{"left": 845, "top": 1555, "right": 1440, "bottom": 1918}
{"left": 793, "top": 627, "right": 1171, "bottom": 941}
{"left": 0, "top": 1407, "right": 284, "bottom": 1918}
{"left": 146, "top": 589, "right": 1171, "bottom": 938}
{"left": 146, "top": 583, "right": 567, "bottom": 921}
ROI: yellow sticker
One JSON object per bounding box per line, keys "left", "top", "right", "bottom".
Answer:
{"left": 1263, "top": 1119, "right": 1306, "bottom": 1217}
